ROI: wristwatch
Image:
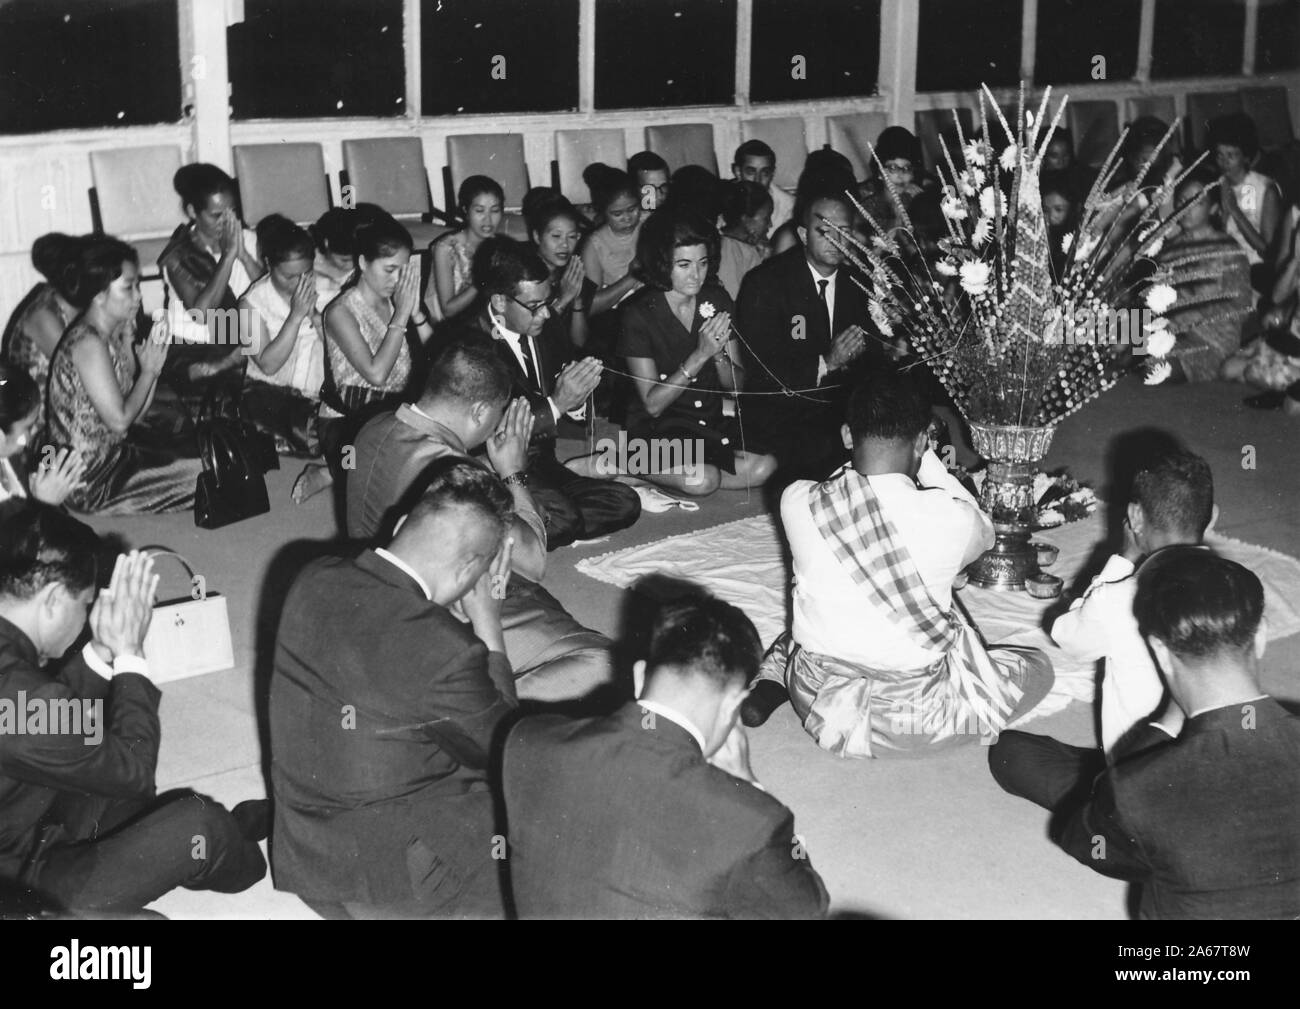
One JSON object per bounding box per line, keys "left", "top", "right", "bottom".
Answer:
{"left": 503, "top": 471, "right": 529, "bottom": 488}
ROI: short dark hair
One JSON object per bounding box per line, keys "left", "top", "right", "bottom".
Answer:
{"left": 173, "top": 162, "right": 236, "bottom": 214}
{"left": 1132, "top": 450, "right": 1214, "bottom": 538}
{"left": 256, "top": 214, "right": 315, "bottom": 266}
{"left": 645, "top": 594, "right": 762, "bottom": 689}
{"left": 66, "top": 237, "right": 138, "bottom": 310}
{"left": 0, "top": 503, "right": 99, "bottom": 600}
{"left": 1134, "top": 548, "right": 1264, "bottom": 661}
{"left": 721, "top": 180, "right": 774, "bottom": 227}
{"left": 0, "top": 363, "right": 41, "bottom": 434}
{"left": 472, "top": 236, "right": 551, "bottom": 298}
{"left": 733, "top": 139, "right": 776, "bottom": 166}
{"left": 457, "top": 175, "right": 505, "bottom": 214}
{"left": 666, "top": 165, "right": 723, "bottom": 221}
{"left": 423, "top": 339, "right": 512, "bottom": 406}
{"left": 801, "top": 190, "right": 855, "bottom": 229}
{"left": 846, "top": 367, "right": 931, "bottom": 442}
{"left": 523, "top": 188, "right": 582, "bottom": 239}
{"left": 628, "top": 150, "right": 669, "bottom": 177}
{"left": 1207, "top": 112, "right": 1260, "bottom": 161}
{"left": 399, "top": 458, "right": 514, "bottom": 543}
{"left": 635, "top": 209, "right": 719, "bottom": 291}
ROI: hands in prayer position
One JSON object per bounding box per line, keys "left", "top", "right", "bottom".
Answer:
{"left": 90, "top": 551, "right": 159, "bottom": 664}
{"left": 553, "top": 357, "right": 603, "bottom": 413}
{"left": 487, "top": 398, "right": 535, "bottom": 478}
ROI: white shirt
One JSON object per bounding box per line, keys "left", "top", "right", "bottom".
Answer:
{"left": 82, "top": 643, "right": 150, "bottom": 680}
{"left": 769, "top": 184, "right": 796, "bottom": 233}
{"left": 784, "top": 451, "right": 993, "bottom": 670}
{"left": 374, "top": 548, "right": 433, "bottom": 601}
{"left": 636, "top": 698, "right": 707, "bottom": 752}
{"left": 241, "top": 274, "right": 326, "bottom": 397}
{"left": 1050, "top": 553, "right": 1163, "bottom": 757}
{"left": 489, "top": 307, "right": 583, "bottom": 423}
{"left": 807, "top": 259, "right": 838, "bottom": 384}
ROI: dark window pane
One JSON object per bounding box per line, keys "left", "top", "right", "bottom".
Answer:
{"left": 1152, "top": 0, "right": 1244, "bottom": 78}
{"left": 595, "top": 0, "right": 736, "bottom": 110}
{"left": 0, "top": 0, "right": 179, "bottom": 135}
{"left": 229, "top": 0, "right": 404, "bottom": 119}
{"left": 422, "top": 0, "right": 579, "bottom": 115}
{"left": 750, "top": 0, "right": 880, "bottom": 102}
{"left": 1258, "top": 0, "right": 1300, "bottom": 71}
{"left": 917, "top": 0, "right": 1021, "bottom": 92}
{"left": 1035, "top": 0, "right": 1140, "bottom": 84}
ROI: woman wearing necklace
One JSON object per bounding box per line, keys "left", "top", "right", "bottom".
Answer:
{"left": 46, "top": 239, "right": 203, "bottom": 514}
{"left": 158, "top": 163, "right": 263, "bottom": 392}
{"left": 617, "top": 211, "right": 777, "bottom": 497}
{"left": 319, "top": 215, "right": 434, "bottom": 484}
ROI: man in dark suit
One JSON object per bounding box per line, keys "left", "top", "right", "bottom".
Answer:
{"left": 736, "top": 191, "right": 887, "bottom": 482}
{"left": 990, "top": 548, "right": 1300, "bottom": 919}
{"left": 443, "top": 237, "right": 640, "bottom": 548}
{"left": 0, "top": 504, "right": 266, "bottom": 916}
{"left": 501, "top": 594, "right": 830, "bottom": 919}
{"left": 347, "top": 340, "right": 616, "bottom": 702}
{"left": 271, "top": 461, "right": 518, "bottom": 919}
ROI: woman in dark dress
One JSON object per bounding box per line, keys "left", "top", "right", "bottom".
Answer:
{"left": 617, "top": 211, "right": 777, "bottom": 496}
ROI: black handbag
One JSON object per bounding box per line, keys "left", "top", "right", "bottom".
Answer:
{"left": 197, "top": 383, "right": 279, "bottom": 474}
{"left": 194, "top": 416, "right": 271, "bottom": 529}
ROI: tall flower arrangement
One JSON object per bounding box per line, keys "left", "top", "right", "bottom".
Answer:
{"left": 825, "top": 84, "right": 1209, "bottom": 427}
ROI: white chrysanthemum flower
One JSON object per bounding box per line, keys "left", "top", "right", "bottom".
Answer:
{"left": 1144, "top": 360, "right": 1173, "bottom": 385}
{"left": 959, "top": 261, "right": 992, "bottom": 297}
{"left": 869, "top": 300, "right": 894, "bottom": 337}
{"left": 941, "top": 192, "right": 969, "bottom": 221}
{"left": 1145, "top": 328, "right": 1176, "bottom": 357}
{"left": 971, "top": 216, "right": 993, "bottom": 247}
{"left": 979, "top": 187, "right": 997, "bottom": 219}
{"left": 963, "top": 142, "right": 986, "bottom": 167}
{"left": 971, "top": 167, "right": 986, "bottom": 189}
{"left": 958, "top": 173, "right": 977, "bottom": 197}
{"left": 935, "top": 258, "right": 959, "bottom": 277}
{"left": 999, "top": 145, "right": 1017, "bottom": 172}
{"left": 1144, "top": 283, "right": 1177, "bottom": 314}
{"left": 698, "top": 301, "right": 717, "bottom": 319}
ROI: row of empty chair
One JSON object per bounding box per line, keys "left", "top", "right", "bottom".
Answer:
{"left": 83, "top": 86, "right": 1295, "bottom": 270}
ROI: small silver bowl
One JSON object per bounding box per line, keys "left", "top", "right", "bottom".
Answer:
{"left": 1026, "top": 573, "right": 1063, "bottom": 599}
{"left": 1032, "top": 542, "right": 1060, "bottom": 567}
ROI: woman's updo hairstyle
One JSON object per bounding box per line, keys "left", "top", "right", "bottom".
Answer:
{"left": 256, "top": 214, "right": 316, "bottom": 266}
{"left": 65, "top": 237, "right": 139, "bottom": 310}
{"left": 31, "top": 232, "right": 91, "bottom": 301}
{"left": 0, "top": 363, "right": 41, "bottom": 434}
{"left": 582, "top": 163, "right": 640, "bottom": 217}
{"left": 173, "top": 163, "right": 237, "bottom": 216}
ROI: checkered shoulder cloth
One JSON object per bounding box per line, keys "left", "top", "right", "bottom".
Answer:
{"left": 809, "top": 464, "right": 956, "bottom": 653}
{"left": 808, "top": 464, "right": 1020, "bottom": 732}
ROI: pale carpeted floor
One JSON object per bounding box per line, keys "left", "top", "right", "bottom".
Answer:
{"left": 73, "top": 373, "right": 1298, "bottom": 920}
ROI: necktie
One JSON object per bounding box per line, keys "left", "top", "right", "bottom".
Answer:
{"left": 817, "top": 278, "right": 831, "bottom": 345}
{"left": 517, "top": 334, "right": 540, "bottom": 392}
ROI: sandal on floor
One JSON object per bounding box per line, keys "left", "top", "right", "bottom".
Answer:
{"left": 634, "top": 485, "right": 700, "bottom": 513}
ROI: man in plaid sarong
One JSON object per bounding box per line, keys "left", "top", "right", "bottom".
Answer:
{"left": 741, "top": 370, "right": 1054, "bottom": 757}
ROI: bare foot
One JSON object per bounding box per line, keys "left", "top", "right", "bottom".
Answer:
{"left": 292, "top": 463, "right": 333, "bottom": 504}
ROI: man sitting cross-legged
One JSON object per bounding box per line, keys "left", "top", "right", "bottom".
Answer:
{"left": 501, "top": 594, "right": 829, "bottom": 919}
{"left": 0, "top": 504, "right": 267, "bottom": 917}
{"left": 741, "top": 367, "right": 1054, "bottom": 755}
{"left": 348, "top": 340, "right": 615, "bottom": 702}
{"left": 1052, "top": 449, "right": 1216, "bottom": 760}
{"left": 990, "top": 549, "right": 1300, "bottom": 919}
{"left": 271, "top": 460, "right": 517, "bottom": 919}
{"left": 443, "top": 237, "right": 641, "bottom": 548}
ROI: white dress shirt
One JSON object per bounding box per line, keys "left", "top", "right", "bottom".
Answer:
{"left": 488, "top": 307, "right": 585, "bottom": 423}
{"left": 783, "top": 452, "right": 992, "bottom": 671}
{"left": 374, "top": 548, "right": 433, "bottom": 601}
{"left": 636, "top": 698, "right": 707, "bottom": 752}
{"left": 81, "top": 643, "right": 150, "bottom": 680}
{"left": 807, "top": 260, "right": 837, "bottom": 383}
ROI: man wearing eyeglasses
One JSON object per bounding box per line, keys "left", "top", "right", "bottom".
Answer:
{"left": 446, "top": 237, "right": 641, "bottom": 549}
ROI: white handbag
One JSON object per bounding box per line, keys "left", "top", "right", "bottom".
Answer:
{"left": 140, "top": 550, "right": 236, "bottom": 684}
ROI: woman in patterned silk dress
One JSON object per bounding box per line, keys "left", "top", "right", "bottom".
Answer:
{"left": 45, "top": 239, "right": 203, "bottom": 514}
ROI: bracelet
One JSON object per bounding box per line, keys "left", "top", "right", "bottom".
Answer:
{"left": 502, "top": 471, "right": 529, "bottom": 488}
{"left": 387, "top": 322, "right": 405, "bottom": 331}
{"left": 679, "top": 364, "right": 697, "bottom": 381}
{"left": 411, "top": 314, "right": 429, "bottom": 326}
